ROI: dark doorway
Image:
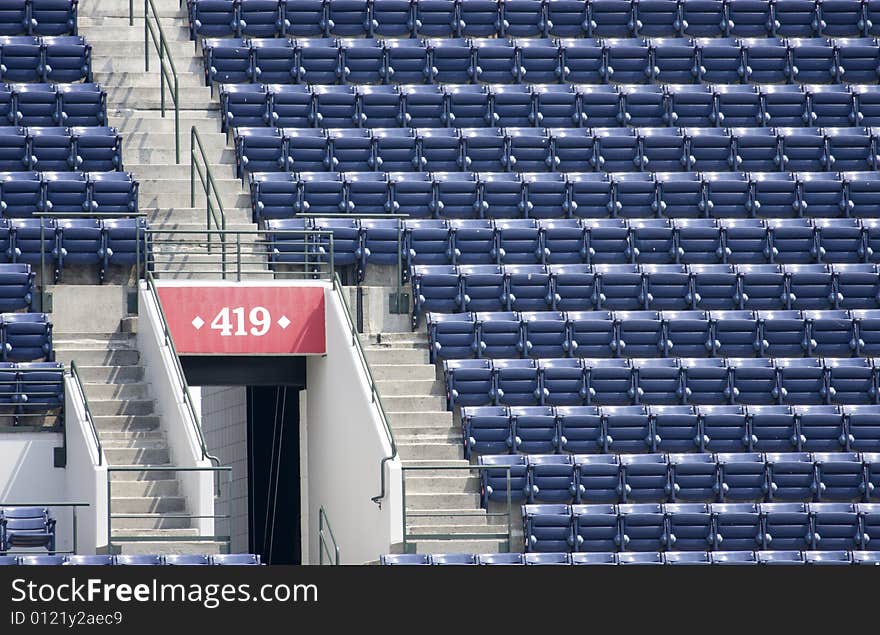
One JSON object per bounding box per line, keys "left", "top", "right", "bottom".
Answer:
{"left": 247, "top": 385, "right": 301, "bottom": 564}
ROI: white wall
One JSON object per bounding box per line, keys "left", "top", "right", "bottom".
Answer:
{"left": 0, "top": 433, "right": 75, "bottom": 553}
{"left": 137, "top": 281, "right": 215, "bottom": 538}
{"left": 64, "top": 376, "right": 108, "bottom": 554}
{"left": 306, "top": 285, "right": 403, "bottom": 564}
{"left": 199, "top": 385, "right": 249, "bottom": 554}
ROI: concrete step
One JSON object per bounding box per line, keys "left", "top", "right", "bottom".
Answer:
{"left": 370, "top": 364, "right": 437, "bottom": 381}
{"left": 386, "top": 411, "right": 454, "bottom": 427}
{"left": 54, "top": 348, "right": 140, "bottom": 366}
{"left": 110, "top": 496, "right": 186, "bottom": 514}
{"left": 114, "top": 541, "right": 223, "bottom": 555}
{"left": 91, "top": 40, "right": 203, "bottom": 58}
{"left": 119, "top": 165, "right": 236, "bottom": 181}
{"left": 104, "top": 446, "right": 170, "bottom": 464}
{"left": 405, "top": 510, "right": 508, "bottom": 527}
{"left": 123, "top": 133, "right": 231, "bottom": 154}
{"left": 391, "top": 425, "right": 459, "bottom": 437}
{"left": 109, "top": 514, "right": 191, "bottom": 530}
{"left": 102, "top": 437, "right": 169, "bottom": 449}
{"left": 376, "top": 379, "right": 444, "bottom": 397}
{"left": 54, "top": 339, "right": 137, "bottom": 351}
{"left": 82, "top": 0, "right": 187, "bottom": 17}
{"left": 109, "top": 467, "right": 187, "bottom": 482}
{"left": 111, "top": 528, "right": 199, "bottom": 538}
{"left": 405, "top": 525, "right": 509, "bottom": 537}
{"left": 405, "top": 492, "right": 483, "bottom": 510}
{"left": 89, "top": 398, "right": 156, "bottom": 416}
{"left": 364, "top": 332, "right": 430, "bottom": 345}
{"left": 402, "top": 459, "right": 470, "bottom": 468}
{"left": 94, "top": 58, "right": 206, "bottom": 74}
{"left": 109, "top": 479, "right": 180, "bottom": 498}
{"left": 94, "top": 415, "right": 161, "bottom": 432}
{"left": 82, "top": 382, "right": 150, "bottom": 400}
{"left": 364, "top": 347, "right": 430, "bottom": 365}
{"left": 405, "top": 475, "right": 481, "bottom": 494}
{"left": 139, "top": 190, "right": 248, "bottom": 208}
{"left": 73, "top": 365, "right": 145, "bottom": 383}
{"left": 146, "top": 207, "right": 252, "bottom": 224}
{"left": 381, "top": 395, "right": 447, "bottom": 412}
{"left": 79, "top": 16, "right": 190, "bottom": 28}
{"left": 396, "top": 442, "right": 462, "bottom": 461}
{"left": 396, "top": 433, "right": 460, "bottom": 445}
{"left": 100, "top": 430, "right": 165, "bottom": 440}
{"left": 94, "top": 71, "right": 207, "bottom": 88}
{"left": 407, "top": 539, "right": 507, "bottom": 554}
{"left": 110, "top": 117, "right": 221, "bottom": 135}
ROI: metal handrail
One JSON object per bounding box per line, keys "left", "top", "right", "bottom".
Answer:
{"left": 318, "top": 506, "right": 340, "bottom": 565}
{"left": 331, "top": 273, "right": 397, "bottom": 507}
{"left": 106, "top": 466, "right": 231, "bottom": 552}
{"left": 401, "top": 465, "right": 514, "bottom": 553}
{"left": 191, "top": 126, "right": 227, "bottom": 239}
{"left": 143, "top": 272, "right": 222, "bottom": 485}
{"left": 144, "top": 0, "right": 181, "bottom": 164}
{"left": 68, "top": 361, "right": 102, "bottom": 466}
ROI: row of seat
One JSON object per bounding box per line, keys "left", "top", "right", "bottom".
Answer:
{"left": 0, "top": 362, "right": 62, "bottom": 416}
{"left": 0, "top": 263, "right": 31, "bottom": 310}
{"left": 0, "top": 506, "right": 52, "bottom": 551}
{"left": 411, "top": 263, "right": 880, "bottom": 323}
{"left": 253, "top": 170, "right": 880, "bottom": 221}
{"left": 189, "top": 0, "right": 880, "bottom": 40}
{"left": 0, "top": 0, "right": 77, "bottom": 37}
{"left": 0, "top": 313, "right": 51, "bottom": 361}
{"left": 275, "top": 217, "right": 880, "bottom": 276}
{"left": 0, "top": 554, "right": 262, "bottom": 565}
{"left": 444, "top": 357, "right": 880, "bottom": 408}
{"left": 479, "top": 451, "right": 880, "bottom": 502}
{"left": 204, "top": 36, "right": 880, "bottom": 87}
{"left": 221, "top": 82, "right": 880, "bottom": 133}
{"left": 521, "top": 501, "right": 880, "bottom": 552}
{"left": 380, "top": 550, "right": 880, "bottom": 564}
{"left": 0, "top": 171, "right": 136, "bottom": 218}
{"left": 234, "top": 126, "right": 880, "bottom": 178}
{"left": 0, "top": 126, "right": 121, "bottom": 172}
{"left": 0, "top": 218, "right": 147, "bottom": 282}
{"left": 429, "top": 309, "right": 880, "bottom": 361}
{"left": 0, "top": 82, "right": 103, "bottom": 127}
{"left": 0, "top": 36, "right": 89, "bottom": 83}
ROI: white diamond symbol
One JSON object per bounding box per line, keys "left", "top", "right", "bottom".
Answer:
{"left": 191, "top": 316, "right": 205, "bottom": 330}
{"left": 277, "top": 315, "right": 291, "bottom": 329}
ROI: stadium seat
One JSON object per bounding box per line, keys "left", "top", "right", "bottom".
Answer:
{"left": 2, "top": 506, "right": 54, "bottom": 551}
{"left": 717, "top": 452, "right": 767, "bottom": 499}
{"left": 669, "top": 452, "right": 718, "bottom": 501}
{"left": 558, "top": 405, "right": 603, "bottom": 452}
{"left": 479, "top": 454, "right": 529, "bottom": 505}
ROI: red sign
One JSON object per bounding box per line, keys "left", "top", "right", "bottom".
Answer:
{"left": 156, "top": 285, "right": 326, "bottom": 355}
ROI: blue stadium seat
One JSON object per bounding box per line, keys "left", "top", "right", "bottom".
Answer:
{"left": 681, "top": 359, "right": 730, "bottom": 405}
{"left": 615, "top": 309, "right": 663, "bottom": 357}
{"left": 286, "top": 129, "right": 327, "bottom": 172}
{"left": 835, "top": 36, "right": 880, "bottom": 83}
{"left": 0, "top": 36, "right": 41, "bottom": 83}
{"left": 379, "top": 554, "right": 431, "bottom": 565}
{"left": 663, "top": 309, "right": 713, "bottom": 357}
{"left": 575, "top": 87, "right": 619, "bottom": 130}
{"left": 12, "top": 83, "right": 56, "bottom": 126}
{"left": 479, "top": 454, "right": 529, "bottom": 505}
{"left": 573, "top": 454, "right": 619, "bottom": 501}
{"left": 532, "top": 84, "right": 578, "bottom": 128}
{"left": 339, "top": 37, "right": 384, "bottom": 84}
{"left": 618, "top": 502, "right": 665, "bottom": 551}
{"left": 522, "top": 311, "right": 568, "bottom": 358}
{"left": 297, "top": 38, "right": 343, "bottom": 85}
{"left": 523, "top": 503, "right": 572, "bottom": 552}
{"left": 797, "top": 404, "right": 848, "bottom": 451}
{"left": 480, "top": 173, "right": 524, "bottom": 219}
{"left": 212, "top": 553, "right": 262, "bottom": 565}
{"left": 776, "top": 356, "right": 826, "bottom": 405}
{"left": 765, "top": 450, "right": 815, "bottom": 499}
{"left": 476, "top": 310, "right": 522, "bottom": 358}
{"left": 694, "top": 37, "right": 743, "bottom": 84}
{"left": 649, "top": 38, "right": 699, "bottom": 83}
{"left": 761, "top": 501, "right": 812, "bottom": 550}
{"left": 56, "top": 82, "right": 103, "bottom": 127}
{"left": 42, "top": 35, "right": 90, "bottom": 83}
{"left": 513, "top": 405, "right": 558, "bottom": 453}
{"left": 571, "top": 503, "right": 619, "bottom": 551}
{"left": 42, "top": 170, "right": 85, "bottom": 215}
{"left": 102, "top": 218, "right": 147, "bottom": 272}
{"left": 419, "top": 131, "right": 461, "bottom": 172}
{"left": 462, "top": 405, "right": 510, "bottom": 458}
{"left": 427, "top": 37, "right": 473, "bottom": 83}
{"left": 0, "top": 170, "right": 39, "bottom": 217}
{"left": 373, "top": 128, "right": 419, "bottom": 171}
{"left": 523, "top": 552, "right": 570, "bottom": 564}
{"left": 476, "top": 553, "right": 525, "bottom": 564}
{"left": 459, "top": 263, "right": 505, "bottom": 311}
{"left": 392, "top": 172, "right": 433, "bottom": 218}
{"left": 251, "top": 39, "right": 296, "bottom": 85}
{"left": 113, "top": 554, "right": 162, "bottom": 565}
{"left": 651, "top": 405, "right": 700, "bottom": 452}
{"left": 494, "top": 357, "right": 541, "bottom": 405}
{"left": 385, "top": 40, "right": 430, "bottom": 85}
{"left": 344, "top": 171, "right": 388, "bottom": 214}
{"left": 558, "top": 405, "right": 603, "bottom": 452}
{"left": 825, "top": 358, "right": 876, "bottom": 405}
{"left": 220, "top": 84, "right": 270, "bottom": 132}
{"left": 669, "top": 451, "right": 718, "bottom": 501}
{"left": 665, "top": 502, "right": 714, "bottom": 551}
{"left": 717, "top": 452, "right": 767, "bottom": 498}
{"left": 846, "top": 404, "right": 880, "bottom": 451}
{"left": 326, "top": 0, "right": 370, "bottom": 37}
{"left": 429, "top": 312, "right": 476, "bottom": 361}
{"left": 834, "top": 266, "right": 880, "bottom": 311}
{"left": 594, "top": 263, "right": 642, "bottom": 310}
{"left": 445, "top": 358, "right": 493, "bottom": 407}
{"left": 728, "top": 356, "right": 777, "bottom": 404}
{"left": 65, "top": 554, "right": 113, "bottom": 565}
{"left": 603, "top": 404, "right": 652, "bottom": 452}
{"left": 689, "top": 264, "right": 739, "bottom": 310}
{"left": 281, "top": 0, "right": 325, "bottom": 36}
{"left": 2, "top": 506, "right": 54, "bottom": 551}
{"left": 0, "top": 262, "right": 32, "bottom": 310}
{"left": 710, "top": 549, "right": 758, "bottom": 564}
{"left": 239, "top": 0, "right": 282, "bottom": 37}
{"left": 621, "top": 453, "right": 669, "bottom": 500}
{"left": 2, "top": 311, "right": 50, "bottom": 361}
{"left": 814, "top": 453, "right": 866, "bottom": 501}
{"left": 585, "top": 357, "right": 632, "bottom": 405}
{"left": 711, "top": 502, "right": 762, "bottom": 550}
{"left": 528, "top": 454, "right": 574, "bottom": 501}
{"left": 165, "top": 554, "right": 211, "bottom": 566}
{"left": 190, "top": 0, "right": 237, "bottom": 38}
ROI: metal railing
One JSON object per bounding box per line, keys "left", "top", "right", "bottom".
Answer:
{"left": 143, "top": 272, "right": 222, "bottom": 483}
{"left": 67, "top": 361, "right": 102, "bottom": 466}
{"left": 297, "top": 213, "right": 410, "bottom": 315}
{"left": 401, "top": 465, "right": 514, "bottom": 554}
{"left": 191, "top": 126, "right": 226, "bottom": 241}
{"left": 0, "top": 502, "right": 88, "bottom": 555}
{"left": 143, "top": 0, "right": 181, "bottom": 164}
{"left": 141, "top": 228, "right": 335, "bottom": 281}
{"left": 318, "top": 507, "right": 340, "bottom": 565}
{"left": 331, "top": 273, "right": 397, "bottom": 507}
{"left": 106, "top": 466, "right": 231, "bottom": 553}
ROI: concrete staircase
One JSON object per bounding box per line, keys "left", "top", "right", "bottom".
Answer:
{"left": 55, "top": 330, "right": 222, "bottom": 555}
{"left": 363, "top": 330, "right": 511, "bottom": 555}
{"left": 79, "top": 1, "right": 266, "bottom": 279}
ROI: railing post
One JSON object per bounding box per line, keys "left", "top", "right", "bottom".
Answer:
{"left": 401, "top": 469, "right": 408, "bottom": 554}
{"left": 129, "top": 0, "right": 134, "bottom": 26}
{"left": 236, "top": 232, "right": 241, "bottom": 282}
{"left": 174, "top": 77, "right": 180, "bottom": 164}
{"left": 143, "top": 0, "right": 149, "bottom": 72}
{"left": 159, "top": 34, "right": 166, "bottom": 117}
